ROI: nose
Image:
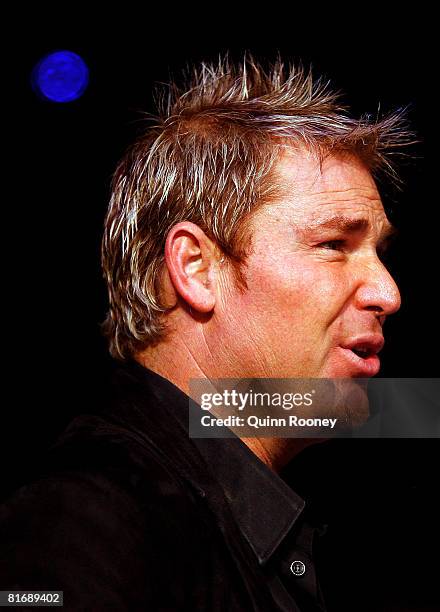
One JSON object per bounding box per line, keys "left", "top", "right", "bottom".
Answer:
{"left": 355, "top": 257, "right": 401, "bottom": 321}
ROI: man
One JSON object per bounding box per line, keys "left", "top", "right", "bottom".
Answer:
{"left": 0, "top": 54, "right": 413, "bottom": 610}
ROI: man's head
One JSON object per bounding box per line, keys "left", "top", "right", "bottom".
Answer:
{"left": 101, "top": 53, "right": 414, "bottom": 379}
{"left": 191, "top": 148, "right": 401, "bottom": 379}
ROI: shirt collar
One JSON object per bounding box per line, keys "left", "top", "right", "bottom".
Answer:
{"left": 191, "top": 434, "right": 306, "bottom": 565}
{"left": 122, "top": 360, "right": 306, "bottom": 566}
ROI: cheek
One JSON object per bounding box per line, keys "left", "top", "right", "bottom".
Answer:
{"left": 244, "top": 256, "right": 349, "bottom": 326}
{"left": 224, "top": 256, "right": 352, "bottom": 376}
{"left": 300, "top": 265, "right": 349, "bottom": 321}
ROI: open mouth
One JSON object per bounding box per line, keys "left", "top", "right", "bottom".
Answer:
{"left": 340, "top": 347, "right": 380, "bottom": 376}
{"left": 339, "top": 336, "right": 384, "bottom": 376}
{"left": 350, "top": 346, "right": 375, "bottom": 359}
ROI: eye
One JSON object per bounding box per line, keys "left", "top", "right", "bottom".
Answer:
{"left": 318, "top": 240, "right": 346, "bottom": 251}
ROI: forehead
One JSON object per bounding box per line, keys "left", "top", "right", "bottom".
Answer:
{"left": 269, "top": 148, "right": 387, "bottom": 226}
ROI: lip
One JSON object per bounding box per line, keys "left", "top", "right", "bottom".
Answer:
{"left": 338, "top": 334, "right": 385, "bottom": 377}
{"left": 338, "top": 347, "right": 381, "bottom": 377}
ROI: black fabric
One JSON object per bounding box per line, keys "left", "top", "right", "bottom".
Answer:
{"left": 0, "top": 360, "right": 327, "bottom": 611}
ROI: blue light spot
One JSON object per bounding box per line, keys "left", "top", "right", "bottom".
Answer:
{"left": 32, "top": 50, "right": 89, "bottom": 103}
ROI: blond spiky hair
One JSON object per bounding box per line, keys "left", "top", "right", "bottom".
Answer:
{"left": 101, "top": 51, "right": 416, "bottom": 360}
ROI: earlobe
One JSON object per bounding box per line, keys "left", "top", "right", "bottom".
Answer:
{"left": 164, "top": 222, "right": 218, "bottom": 314}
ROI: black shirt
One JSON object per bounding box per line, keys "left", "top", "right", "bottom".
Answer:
{"left": 134, "top": 362, "right": 328, "bottom": 611}
{"left": 0, "top": 360, "right": 328, "bottom": 611}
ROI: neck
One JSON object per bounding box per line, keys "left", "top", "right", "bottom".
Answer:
{"left": 136, "top": 336, "right": 209, "bottom": 397}
{"left": 136, "top": 342, "right": 318, "bottom": 473}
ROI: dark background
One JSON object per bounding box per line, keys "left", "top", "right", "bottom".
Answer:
{"left": 5, "top": 12, "right": 439, "bottom": 612}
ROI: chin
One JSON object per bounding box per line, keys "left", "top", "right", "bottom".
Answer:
{"left": 332, "top": 378, "right": 371, "bottom": 430}
{"left": 312, "top": 363, "right": 372, "bottom": 431}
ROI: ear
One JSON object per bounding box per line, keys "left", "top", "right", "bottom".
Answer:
{"left": 164, "top": 222, "right": 220, "bottom": 313}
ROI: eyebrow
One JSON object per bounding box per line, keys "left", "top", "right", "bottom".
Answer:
{"left": 301, "top": 215, "right": 397, "bottom": 242}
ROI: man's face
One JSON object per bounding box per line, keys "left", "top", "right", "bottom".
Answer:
{"left": 217, "top": 149, "right": 401, "bottom": 378}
